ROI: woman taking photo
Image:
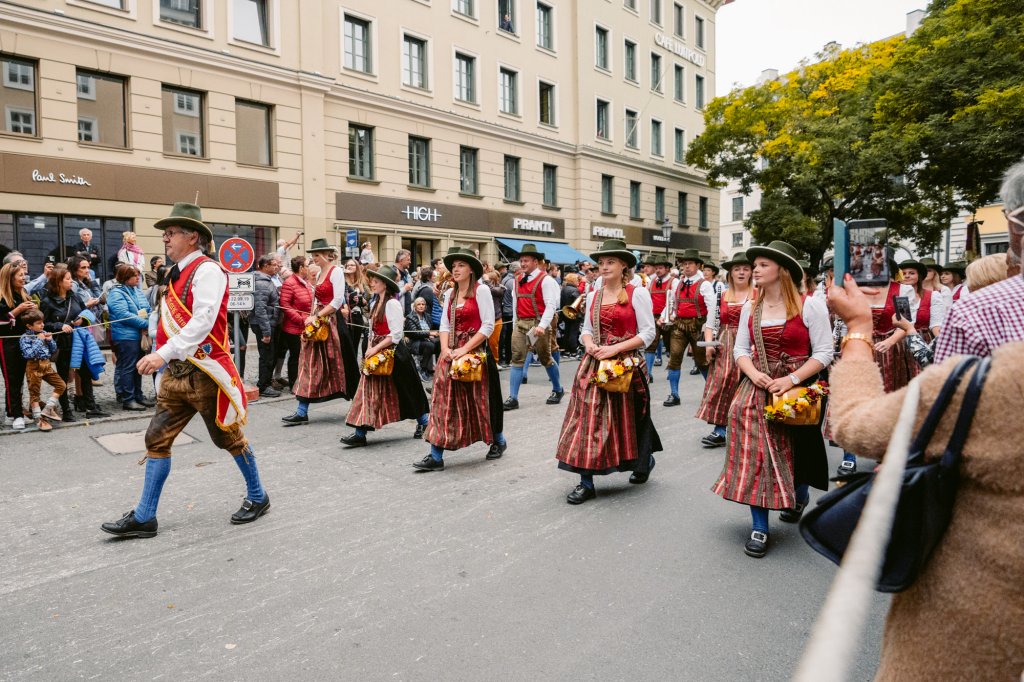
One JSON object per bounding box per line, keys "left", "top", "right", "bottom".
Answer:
{"left": 343, "top": 257, "right": 370, "bottom": 357}
{"left": 278, "top": 255, "right": 314, "bottom": 391}
{"left": 0, "top": 262, "right": 35, "bottom": 428}
{"left": 554, "top": 239, "right": 661, "bottom": 504}
{"left": 340, "top": 266, "right": 429, "bottom": 446}
{"left": 696, "top": 252, "right": 755, "bottom": 449}
{"left": 414, "top": 249, "right": 506, "bottom": 471}
{"left": 406, "top": 297, "right": 439, "bottom": 380}
{"left": 105, "top": 265, "right": 152, "bottom": 411}
{"left": 711, "top": 241, "right": 833, "bottom": 558}
{"left": 284, "top": 240, "right": 360, "bottom": 426}
{"left": 898, "top": 260, "right": 945, "bottom": 342}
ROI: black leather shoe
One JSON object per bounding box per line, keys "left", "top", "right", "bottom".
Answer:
{"left": 663, "top": 394, "right": 680, "bottom": 407}
{"left": 690, "top": 365, "right": 701, "bottom": 375}
{"left": 340, "top": 433, "right": 368, "bottom": 447}
{"left": 744, "top": 531, "right": 769, "bottom": 558}
{"left": 281, "top": 413, "right": 308, "bottom": 426}
{"left": 231, "top": 495, "right": 271, "bottom": 524}
{"left": 412, "top": 454, "right": 444, "bottom": 471}
{"left": 546, "top": 390, "right": 565, "bottom": 405}
{"left": 62, "top": 410, "right": 77, "bottom": 423}
{"left": 413, "top": 423, "right": 426, "bottom": 439}
{"left": 86, "top": 408, "right": 111, "bottom": 418}
{"left": 122, "top": 401, "right": 147, "bottom": 412}
{"left": 259, "top": 387, "right": 282, "bottom": 398}
{"left": 486, "top": 441, "right": 507, "bottom": 460}
{"left": 701, "top": 432, "right": 727, "bottom": 448}
{"left": 137, "top": 397, "right": 156, "bottom": 408}
{"left": 629, "top": 456, "right": 655, "bottom": 484}
{"left": 566, "top": 484, "right": 596, "bottom": 505}
{"left": 780, "top": 501, "right": 807, "bottom": 524}
{"left": 101, "top": 510, "right": 158, "bottom": 538}
{"left": 654, "top": 358, "right": 662, "bottom": 366}
{"left": 836, "top": 460, "right": 858, "bottom": 477}
{"left": 503, "top": 397, "right": 519, "bottom": 411}
{"left": 521, "top": 376, "right": 528, "bottom": 384}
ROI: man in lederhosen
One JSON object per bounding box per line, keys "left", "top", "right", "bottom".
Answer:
{"left": 644, "top": 257, "right": 676, "bottom": 382}
{"left": 503, "top": 243, "right": 563, "bottom": 410}
{"left": 661, "top": 249, "right": 717, "bottom": 406}
{"left": 101, "top": 203, "right": 269, "bottom": 539}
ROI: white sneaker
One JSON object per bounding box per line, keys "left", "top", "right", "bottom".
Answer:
{"left": 12, "top": 417, "right": 26, "bottom": 430}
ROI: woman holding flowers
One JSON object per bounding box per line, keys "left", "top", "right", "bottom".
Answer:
{"left": 340, "top": 266, "right": 429, "bottom": 446}
{"left": 413, "top": 249, "right": 507, "bottom": 471}
{"left": 711, "top": 241, "right": 833, "bottom": 558}
{"left": 554, "top": 239, "right": 661, "bottom": 505}
{"left": 696, "top": 252, "right": 756, "bottom": 449}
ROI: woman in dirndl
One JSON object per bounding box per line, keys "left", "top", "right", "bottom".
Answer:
{"left": 710, "top": 241, "right": 833, "bottom": 558}
{"left": 554, "top": 239, "right": 662, "bottom": 505}
{"left": 340, "top": 265, "right": 429, "bottom": 446}
{"left": 898, "top": 260, "right": 945, "bottom": 343}
{"left": 835, "top": 267, "right": 918, "bottom": 477}
{"left": 283, "top": 239, "right": 360, "bottom": 426}
{"left": 696, "top": 252, "right": 755, "bottom": 449}
{"left": 413, "top": 249, "right": 507, "bottom": 471}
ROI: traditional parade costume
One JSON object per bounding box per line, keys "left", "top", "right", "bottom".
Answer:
{"left": 341, "top": 266, "right": 429, "bottom": 446}
{"left": 555, "top": 240, "right": 661, "bottom": 504}
{"left": 285, "top": 239, "right": 360, "bottom": 426}
{"left": 504, "top": 243, "right": 563, "bottom": 410}
{"left": 662, "top": 249, "right": 718, "bottom": 405}
{"left": 415, "top": 249, "right": 506, "bottom": 471}
{"left": 710, "top": 241, "right": 833, "bottom": 557}
{"left": 898, "top": 260, "right": 947, "bottom": 344}
{"left": 101, "top": 203, "right": 269, "bottom": 538}
{"left": 696, "top": 252, "right": 755, "bottom": 448}
{"left": 643, "top": 258, "right": 675, "bottom": 379}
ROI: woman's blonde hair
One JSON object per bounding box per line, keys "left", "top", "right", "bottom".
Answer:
{"left": 344, "top": 258, "right": 368, "bottom": 291}
{"left": 752, "top": 264, "right": 802, "bottom": 320}
{"left": 0, "top": 263, "right": 28, "bottom": 309}
{"left": 563, "top": 273, "right": 580, "bottom": 287}
{"left": 965, "top": 253, "right": 1009, "bottom": 293}
{"left": 121, "top": 231, "right": 136, "bottom": 243}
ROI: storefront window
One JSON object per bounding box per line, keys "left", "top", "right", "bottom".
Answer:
{"left": 0, "top": 214, "right": 131, "bottom": 283}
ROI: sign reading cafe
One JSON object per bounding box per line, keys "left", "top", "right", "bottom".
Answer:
{"left": 654, "top": 32, "right": 706, "bottom": 68}
{"left": 31, "top": 169, "right": 92, "bottom": 186}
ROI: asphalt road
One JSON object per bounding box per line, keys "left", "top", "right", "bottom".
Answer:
{"left": 0, "top": 361, "right": 887, "bottom": 681}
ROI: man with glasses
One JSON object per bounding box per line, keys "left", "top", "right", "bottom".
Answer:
{"left": 101, "top": 203, "right": 269, "bottom": 539}
{"left": 933, "top": 159, "right": 1024, "bottom": 362}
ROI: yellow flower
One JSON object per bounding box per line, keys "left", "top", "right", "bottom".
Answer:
{"left": 613, "top": 364, "right": 625, "bottom": 376}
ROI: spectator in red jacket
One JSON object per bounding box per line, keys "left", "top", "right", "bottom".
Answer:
{"left": 277, "top": 255, "right": 315, "bottom": 390}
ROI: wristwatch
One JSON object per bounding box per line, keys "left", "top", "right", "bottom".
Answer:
{"left": 788, "top": 373, "right": 800, "bottom": 386}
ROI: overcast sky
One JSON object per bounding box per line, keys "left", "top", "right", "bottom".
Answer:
{"left": 715, "top": 0, "right": 927, "bottom": 96}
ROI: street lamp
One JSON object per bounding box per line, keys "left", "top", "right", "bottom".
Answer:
{"left": 660, "top": 218, "right": 673, "bottom": 260}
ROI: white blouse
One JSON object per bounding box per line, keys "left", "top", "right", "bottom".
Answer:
{"left": 369, "top": 298, "right": 405, "bottom": 345}
{"left": 438, "top": 284, "right": 495, "bottom": 337}
{"left": 910, "top": 288, "right": 947, "bottom": 330}
{"left": 580, "top": 286, "right": 656, "bottom": 347}
{"left": 733, "top": 296, "right": 834, "bottom": 368}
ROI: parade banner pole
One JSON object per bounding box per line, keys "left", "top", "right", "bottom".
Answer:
{"left": 233, "top": 313, "right": 241, "bottom": 371}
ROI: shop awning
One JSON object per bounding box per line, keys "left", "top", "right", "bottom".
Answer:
{"left": 495, "top": 238, "right": 590, "bottom": 264}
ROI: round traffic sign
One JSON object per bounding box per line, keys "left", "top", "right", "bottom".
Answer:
{"left": 218, "top": 237, "right": 255, "bottom": 274}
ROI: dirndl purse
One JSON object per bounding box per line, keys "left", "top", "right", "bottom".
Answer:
{"left": 302, "top": 317, "right": 330, "bottom": 343}
{"left": 799, "top": 355, "right": 990, "bottom": 593}
{"left": 449, "top": 351, "right": 486, "bottom": 382}
{"left": 592, "top": 357, "right": 635, "bottom": 393}
{"left": 362, "top": 349, "right": 395, "bottom": 376}
{"left": 769, "top": 388, "right": 822, "bottom": 426}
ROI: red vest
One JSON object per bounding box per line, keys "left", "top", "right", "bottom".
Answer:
{"left": 914, "top": 288, "right": 932, "bottom": 332}
{"left": 314, "top": 265, "right": 337, "bottom": 306}
{"left": 516, "top": 271, "right": 547, "bottom": 319}
{"left": 649, "top": 276, "right": 673, "bottom": 316}
{"left": 952, "top": 283, "right": 964, "bottom": 301}
{"left": 675, "top": 278, "right": 707, "bottom": 319}
{"left": 446, "top": 290, "right": 483, "bottom": 336}
{"left": 372, "top": 305, "right": 391, "bottom": 337}
{"left": 870, "top": 282, "right": 901, "bottom": 335}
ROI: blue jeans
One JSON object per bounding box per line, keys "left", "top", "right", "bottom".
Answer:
{"left": 113, "top": 338, "right": 143, "bottom": 402}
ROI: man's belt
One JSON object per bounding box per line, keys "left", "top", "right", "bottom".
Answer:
{"left": 166, "top": 359, "right": 197, "bottom": 378}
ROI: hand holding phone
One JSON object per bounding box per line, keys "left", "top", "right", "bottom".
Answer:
{"left": 894, "top": 295, "right": 912, "bottom": 322}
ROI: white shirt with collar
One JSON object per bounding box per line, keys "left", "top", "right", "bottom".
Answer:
{"left": 664, "top": 274, "right": 718, "bottom": 324}
{"left": 156, "top": 249, "right": 227, "bottom": 364}
{"left": 374, "top": 297, "right": 406, "bottom": 345}
{"left": 439, "top": 284, "right": 495, "bottom": 337}
{"left": 580, "top": 286, "right": 657, "bottom": 347}
{"left": 511, "top": 268, "right": 560, "bottom": 330}
{"left": 593, "top": 273, "right": 644, "bottom": 289}
{"left": 733, "top": 296, "right": 835, "bottom": 368}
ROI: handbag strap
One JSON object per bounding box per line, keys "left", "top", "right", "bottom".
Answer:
{"left": 907, "top": 356, "right": 979, "bottom": 457}
{"left": 592, "top": 287, "right": 604, "bottom": 345}
{"left": 751, "top": 301, "right": 769, "bottom": 374}
{"left": 939, "top": 356, "right": 991, "bottom": 470}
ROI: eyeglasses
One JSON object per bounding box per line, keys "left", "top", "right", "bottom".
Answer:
{"left": 163, "top": 229, "right": 187, "bottom": 239}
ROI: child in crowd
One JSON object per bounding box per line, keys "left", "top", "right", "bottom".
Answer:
{"left": 19, "top": 310, "right": 66, "bottom": 432}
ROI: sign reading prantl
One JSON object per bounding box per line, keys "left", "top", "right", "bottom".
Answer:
{"left": 592, "top": 225, "right": 626, "bottom": 240}
{"left": 654, "top": 32, "right": 706, "bottom": 68}
{"left": 512, "top": 218, "right": 554, "bottom": 234}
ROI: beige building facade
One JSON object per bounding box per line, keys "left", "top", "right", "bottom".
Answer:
{"left": 1, "top": 0, "right": 724, "bottom": 278}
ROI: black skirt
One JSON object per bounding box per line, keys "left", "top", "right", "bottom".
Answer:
{"left": 392, "top": 340, "right": 430, "bottom": 420}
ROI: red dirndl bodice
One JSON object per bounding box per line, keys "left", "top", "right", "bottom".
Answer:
{"left": 314, "top": 266, "right": 336, "bottom": 306}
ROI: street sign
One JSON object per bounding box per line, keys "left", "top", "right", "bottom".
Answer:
{"left": 218, "top": 237, "right": 255, "bottom": 274}
{"left": 228, "top": 273, "right": 255, "bottom": 292}
{"left": 227, "top": 292, "right": 254, "bottom": 311}
{"left": 345, "top": 229, "right": 359, "bottom": 258}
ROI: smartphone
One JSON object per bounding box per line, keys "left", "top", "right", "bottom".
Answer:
{"left": 46, "top": 255, "right": 56, "bottom": 264}
{"left": 894, "top": 296, "right": 912, "bottom": 321}
{"left": 834, "top": 218, "right": 891, "bottom": 287}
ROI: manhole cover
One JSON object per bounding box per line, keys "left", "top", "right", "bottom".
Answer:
{"left": 94, "top": 430, "right": 195, "bottom": 455}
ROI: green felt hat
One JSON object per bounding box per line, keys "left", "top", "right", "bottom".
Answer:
{"left": 443, "top": 248, "right": 483, "bottom": 280}
{"left": 516, "top": 243, "right": 546, "bottom": 261}
{"left": 677, "top": 248, "right": 704, "bottom": 265}
{"left": 306, "top": 238, "right": 338, "bottom": 254}
{"left": 942, "top": 260, "right": 967, "bottom": 276}
{"left": 898, "top": 260, "right": 927, "bottom": 281}
{"left": 721, "top": 251, "right": 751, "bottom": 270}
{"left": 589, "top": 239, "right": 637, "bottom": 268}
{"left": 154, "top": 202, "right": 213, "bottom": 243}
{"left": 366, "top": 264, "right": 400, "bottom": 295}
{"left": 746, "top": 240, "right": 804, "bottom": 282}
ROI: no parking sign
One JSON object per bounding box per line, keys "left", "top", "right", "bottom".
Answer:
{"left": 218, "top": 237, "right": 255, "bottom": 273}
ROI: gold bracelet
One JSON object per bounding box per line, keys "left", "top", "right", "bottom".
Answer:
{"left": 841, "top": 333, "right": 874, "bottom": 353}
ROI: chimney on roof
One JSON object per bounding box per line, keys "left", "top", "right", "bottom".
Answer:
{"left": 906, "top": 9, "right": 925, "bottom": 37}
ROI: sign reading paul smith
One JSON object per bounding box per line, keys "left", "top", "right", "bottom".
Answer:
{"left": 335, "top": 192, "right": 565, "bottom": 238}
{"left": 654, "top": 32, "right": 706, "bottom": 68}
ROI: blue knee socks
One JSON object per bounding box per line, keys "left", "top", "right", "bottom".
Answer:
{"left": 233, "top": 446, "right": 266, "bottom": 503}
{"left": 699, "top": 366, "right": 708, "bottom": 380}
{"left": 544, "top": 363, "right": 562, "bottom": 393}
{"left": 751, "top": 506, "right": 770, "bottom": 534}
{"left": 796, "top": 483, "right": 810, "bottom": 506}
{"left": 713, "top": 424, "right": 726, "bottom": 437}
{"left": 135, "top": 457, "right": 172, "bottom": 522}
{"left": 295, "top": 400, "right": 309, "bottom": 418}
{"left": 430, "top": 444, "right": 444, "bottom": 462}
{"left": 667, "top": 369, "right": 681, "bottom": 397}
{"left": 842, "top": 451, "right": 857, "bottom": 464}
{"left": 509, "top": 366, "right": 524, "bottom": 399}
{"left": 645, "top": 352, "right": 655, "bottom": 377}
{"left": 354, "top": 427, "right": 368, "bottom": 438}
{"left": 417, "top": 413, "right": 429, "bottom": 426}
{"left": 580, "top": 474, "right": 594, "bottom": 490}
{"left": 495, "top": 432, "right": 507, "bottom": 446}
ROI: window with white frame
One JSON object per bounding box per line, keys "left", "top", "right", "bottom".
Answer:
{"left": 402, "top": 35, "right": 428, "bottom": 89}
{"left": 596, "top": 99, "right": 609, "bottom": 139}
{"left": 174, "top": 91, "right": 200, "bottom": 116}
{"left": 650, "top": 52, "right": 662, "bottom": 92}
{"left": 674, "top": 64, "right": 684, "bottom": 102}
{"left": 408, "top": 136, "right": 431, "bottom": 187}
{"left": 595, "top": 26, "right": 609, "bottom": 70}
{"left": 455, "top": 52, "right": 476, "bottom": 103}
{"left": 236, "top": 99, "right": 272, "bottom": 165}
{"left": 504, "top": 155, "right": 520, "bottom": 202}
{"left": 348, "top": 124, "right": 374, "bottom": 179}
{"left": 732, "top": 196, "right": 744, "bottom": 221}
{"left": 695, "top": 74, "right": 705, "bottom": 109}
{"left": 160, "top": 0, "right": 202, "bottom": 28}
{"left": 460, "top": 146, "right": 478, "bottom": 194}
{"left": 624, "top": 40, "right": 637, "bottom": 81}
{"left": 233, "top": 0, "right": 270, "bottom": 46}
{"left": 732, "top": 232, "right": 743, "bottom": 248}
{"left": 624, "top": 0, "right": 636, "bottom": 10}
{"left": 3, "top": 58, "right": 34, "bottom": 91}
{"left": 177, "top": 132, "right": 200, "bottom": 155}
{"left": 674, "top": 128, "right": 685, "bottom": 163}
{"left": 673, "top": 2, "right": 684, "bottom": 37}
{"left": 499, "top": 67, "right": 518, "bottom": 114}
{"left": 650, "top": 0, "right": 662, "bottom": 25}
{"left": 625, "top": 109, "right": 639, "bottom": 149}
{"left": 601, "top": 175, "right": 614, "bottom": 213}
{"left": 678, "top": 191, "right": 688, "bottom": 224}
{"left": 76, "top": 70, "right": 127, "bottom": 147}
{"left": 629, "top": 181, "right": 641, "bottom": 219}
{"left": 655, "top": 187, "right": 665, "bottom": 221}
{"left": 454, "top": 0, "right": 474, "bottom": 17}
{"left": 78, "top": 117, "right": 97, "bottom": 143}
{"left": 538, "top": 81, "right": 555, "bottom": 125}
{"left": 6, "top": 107, "right": 35, "bottom": 136}
{"left": 536, "top": 3, "right": 553, "bottom": 50}
{"left": 695, "top": 15, "right": 705, "bottom": 49}
{"left": 498, "top": 0, "right": 516, "bottom": 33}
{"left": 76, "top": 74, "right": 97, "bottom": 100}
{"left": 163, "top": 86, "right": 204, "bottom": 156}
{"left": 87, "top": 0, "right": 125, "bottom": 7}
{"left": 543, "top": 164, "right": 557, "bottom": 207}
{"left": 651, "top": 118, "right": 663, "bottom": 156}
{"left": 343, "top": 14, "right": 372, "bottom": 73}
{"left": 699, "top": 195, "right": 709, "bottom": 228}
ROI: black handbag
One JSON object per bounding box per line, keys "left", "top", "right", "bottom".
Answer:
{"left": 799, "top": 355, "right": 991, "bottom": 593}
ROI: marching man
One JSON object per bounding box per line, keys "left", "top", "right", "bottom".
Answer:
{"left": 661, "top": 249, "right": 718, "bottom": 406}
{"left": 101, "top": 203, "right": 269, "bottom": 539}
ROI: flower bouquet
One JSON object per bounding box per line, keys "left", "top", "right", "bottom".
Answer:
{"left": 362, "top": 348, "right": 395, "bottom": 376}
{"left": 765, "top": 381, "right": 829, "bottom": 426}
{"left": 590, "top": 355, "right": 636, "bottom": 393}
{"left": 301, "top": 317, "right": 329, "bottom": 343}
{"left": 449, "top": 351, "right": 487, "bottom": 382}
